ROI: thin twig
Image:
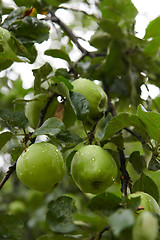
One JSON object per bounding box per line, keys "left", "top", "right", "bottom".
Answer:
{"left": 98, "top": 225, "right": 110, "bottom": 239}
{"left": 53, "top": 6, "right": 101, "bottom": 20}
{"left": 124, "top": 127, "right": 146, "bottom": 145}
{"left": 0, "top": 161, "right": 17, "bottom": 190}
{"left": 48, "top": 9, "right": 89, "bottom": 54}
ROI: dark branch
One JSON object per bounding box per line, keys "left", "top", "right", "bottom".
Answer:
{"left": 0, "top": 161, "right": 16, "bottom": 190}
{"left": 53, "top": 6, "right": 101, "bottom": 20}
{"left": 118, "top": 148, "right": 130, "bottom": 196}
{"left": 124, "top": 127, "right": 146, "bottom": 145}
{"left": 48, "top": 9, "right": 89, "bottom": 54}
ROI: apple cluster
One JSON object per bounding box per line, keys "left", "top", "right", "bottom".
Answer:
{"left": 16, "top": 78, "right": 120, "bottom": 194}
{"left": 16, "top": 78, "right": 160, "bottom": 230}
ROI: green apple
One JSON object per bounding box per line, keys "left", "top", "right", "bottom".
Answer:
{"left": 72, "top": 78, "right": 107, "bottom": 121}
{"left": 8, "top": 200, "right": 27, "bottom": 217}
{"left": 132, "top": 211, "right": 158, "bottom": 240}
{"left": 128, "top": 191, "right": 160, "bottom": 214}
{"left": 16, "top": 142, "right": 65, "bottom": 192}
{"left": 71, "top": 145, "right": 118, "bottom": 194}
{"left": 25, "top": 93, "right": 59, "bottom": 129}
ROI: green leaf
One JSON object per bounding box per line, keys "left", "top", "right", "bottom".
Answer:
{"left": 2, "top": 7, "right": 26, "bottom": 29}
{"left": 51, "top": 82, "right": 70, "bottom": 99}
{"left": 13, "top": 0, "right": 38, "bottom": 8}
{"left": 90, "top": 30, "right": 111, "bottom": 50}
{"left": 137, "top": 104, "right": 160, "bottom": 143}
{"left": 35, "top": 117, "right": 65, "bottom": 136}
{"left": 9, "top": 16, "right": 50, "bottom": 43}
{"left": 144, "top": 37, "right": 160, "bottom": 57}
{"left": 100, "top": 19, "right": 124, "bottom": 39}
{"left": 55, "top": 68, "right": 73, "bottom": 81}
{"left": 0, "top": 27, "right": 23, "bottom": 63}
{"left": 56, "top": 130, "right": 82, "bottom": 144}
{"left": 51, "top": 76, "right": 73, "bottom": 91}
{"left": 95, "top": 114, "right": 111, "bottom": 140}
{"left": 46, "top": 196, "right": 76, "bottom": 233}
{"left": 108, "top": 209, "right": 134, "bottom": 236}
{"left": 0, "top": 132, "right": 13, "bottom": 150}
{"left": 145, "top": 16, "right": 160, "bottom": 39}
{"left": 69, "top": 91, "right": 89, "bottom": 120}
{"left": 103, "top": 112, "right": 145, "bottom": 140}
{"left": 45, "top": 49, "right": 70, "bottom": 62}
{"left": 133, "top": 173, "right": 159, "bottom": 203}
{"left": 11, "top": 146, "right": 25, "bottom": 162}
{"left": 100, "top": 0, "right": 138, "bottom": 23}
{"left": 124, "top": 196, "right": 141, "bottom": 212}
{"left": 103, "top": 40, "right": 125, "bottom": 82}
{"left": 0, "top": 214, "right": 23, "bottom": 240}
{"left": 88, "top": 192, "right": 121, "bottom": 214}
{"left": 0, "top": 110, "right": 29, "bottom": 128}
{"left": 129, "top": 151, "right": 146, "bottom": 174}
{"left": 73, "top": 211, "right": 107, "bottom": 232}
{"left": 33, "top": 62, "right": 52, "bottom": 92}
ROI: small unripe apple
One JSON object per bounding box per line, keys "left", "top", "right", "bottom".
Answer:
{"left": 25, "top": 93, "right": 58, "bottom": 129}
{"left": 8, "top": 200, "right": 27, "bottom": 217}
{"left": 71, "top": 145, "right": 118, "bottom": 194}
{"left": 16, "top": 142, "right": 65, "bottom": 192}
{"left": 128, "top": 191, "right": 160, "bottom": 214}
{"left": 132, "top": 211, "right": 158, "bottom": 240}
{"left": 72, "top": 78, "right": 107, "bottom": 121}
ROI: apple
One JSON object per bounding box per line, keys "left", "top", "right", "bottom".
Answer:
{"left": 72, "top": 78, "right": 107, "bottom": 121}
{"left": 25, "top": 93, "right": 59, "bottom": 129}
{"left": 8, "top": 200, "right": 27, "bottom": 217}
{"left": 128, "top": 191, "right": 160, "bottom": 214}
{"left": 16, "top": 142, "right": 65, "bottom": 192}
{"left": 132, "top": 211, "right": 158, "bottom": 240}
{"left": 71, "top": 145, "right": 118, "bottom": 194}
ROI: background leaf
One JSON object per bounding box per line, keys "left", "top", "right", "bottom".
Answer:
{"left": 137, "top": 104, "right": 160, "bottom": 143}
{"left": 0, "top": 132, "right": 13, "bottom": 150}
{"left": 0, "top": 214, "right": 23, "bottom": 240}
{"left": 46, "top": 196, "right": 76, "bottom": 233}
{"left": 133, "top": 173, "right": 159, "bottom": 203}
{"left": 0, "top": 110, "right": 29, "bottom": 128}
{"left": 108, "top": 209, "right": 134, "bottom": 237}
